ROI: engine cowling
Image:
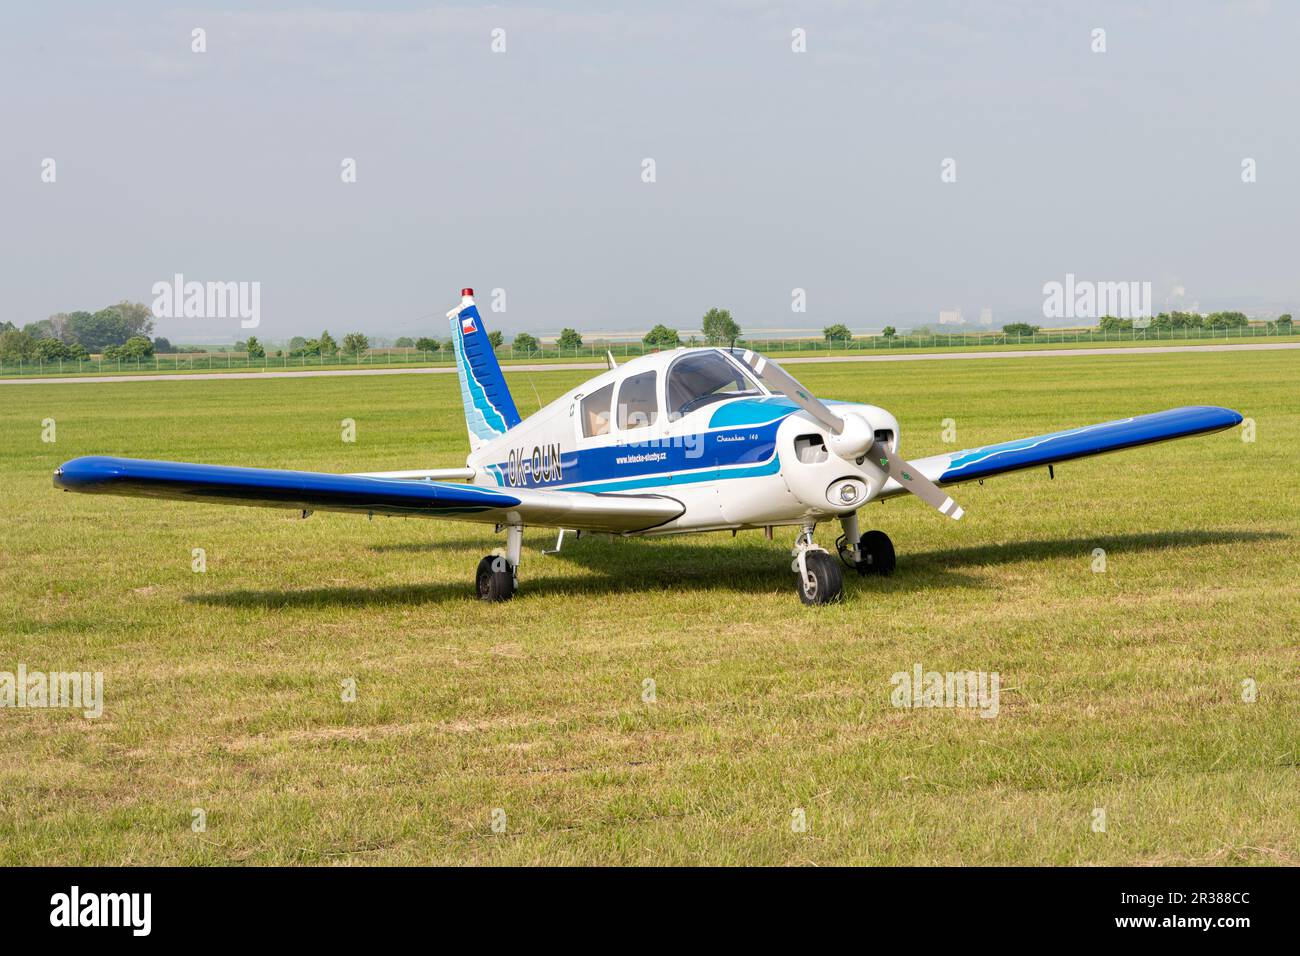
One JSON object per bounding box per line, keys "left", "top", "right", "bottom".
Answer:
{"left": 776, "top": 403, "right": 900, "bottom": 514}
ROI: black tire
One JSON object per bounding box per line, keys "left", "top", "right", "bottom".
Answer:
{"left": 476, "top": 555, "right": 515, "bottom": 602}
{"left": 857, "top": 530, "right": 895, "bottom": 576}
{"left": 797, "top": 551, "right": 843, "bottom": 605}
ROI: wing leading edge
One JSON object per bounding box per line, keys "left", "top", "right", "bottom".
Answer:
{"left": 885, "top": 405, "right": 1242, "bottom": 495}
{"left": 53, "top": 456, "right": 683, "bottom": 534}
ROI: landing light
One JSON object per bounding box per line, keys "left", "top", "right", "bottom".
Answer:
{"left": 827, "top": 478, "right": 867, "bottom": 508}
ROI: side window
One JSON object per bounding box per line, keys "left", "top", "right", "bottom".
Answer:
{"left": 617, "top": 371, "right": 659, "bottom": 430}
{"left": 580, "top": 383, "right": 614, "bottom": 438}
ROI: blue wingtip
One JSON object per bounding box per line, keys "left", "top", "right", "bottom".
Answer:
{"left": 54, "top": 455, "right": 117, "bottom": 490}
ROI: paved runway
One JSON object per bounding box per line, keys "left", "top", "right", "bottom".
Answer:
{"left": 2, "top": 341, "right": 1296, "bottom": 385}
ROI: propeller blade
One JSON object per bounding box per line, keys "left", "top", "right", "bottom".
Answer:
{"left": 871, "top": 441, "right": 965, "bottom": 520}
{"left": 732, "top": 349, "right": 844, "bottom": 435}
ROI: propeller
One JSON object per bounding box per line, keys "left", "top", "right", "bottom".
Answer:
{"left": 731, "top": 348, "right": 964, "bottom": 521}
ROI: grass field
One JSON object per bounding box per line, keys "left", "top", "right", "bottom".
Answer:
{"left": 1, "top": 350, "right": 1296, "bottom": 865}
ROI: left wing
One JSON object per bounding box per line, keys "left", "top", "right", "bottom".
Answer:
{"left": 881, "top": 405, "right": 1242, "bottom": 497}
{"left": 54, "top": 456, "right": 683, "bottom": 534}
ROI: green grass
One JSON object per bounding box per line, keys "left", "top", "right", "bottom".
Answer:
{"left": 0, "top": 351, "right": 1295, "bottom": 865}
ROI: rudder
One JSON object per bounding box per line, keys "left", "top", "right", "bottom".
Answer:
{"left": 447, "top": 288, "right": 522, "bottom": 451}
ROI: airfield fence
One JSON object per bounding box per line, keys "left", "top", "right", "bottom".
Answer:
{"left": 1, "top": 323, "right": 1296, "bottom": 377}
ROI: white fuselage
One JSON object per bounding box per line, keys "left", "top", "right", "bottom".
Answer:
{"left": 466, "top": 348, "right": 901, "bottom": 535}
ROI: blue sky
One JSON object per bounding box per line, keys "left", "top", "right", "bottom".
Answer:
{"left": 2, "top": 1, "right": 1297, "bottom": 341}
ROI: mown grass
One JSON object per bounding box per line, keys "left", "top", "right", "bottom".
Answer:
{"left": 0, "top": 351, "right": 1295, "bottom": 865}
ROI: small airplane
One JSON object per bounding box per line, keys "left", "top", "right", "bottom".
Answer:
{"left": 55, "top": 289, "right": 1243, "bottom": 605}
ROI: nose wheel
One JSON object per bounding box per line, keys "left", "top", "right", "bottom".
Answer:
{"left": 792, "top": 526, "right": 843, "bottom": 605}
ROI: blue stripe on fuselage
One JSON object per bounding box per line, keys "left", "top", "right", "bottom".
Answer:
{"left": 490, "top": 417, "right": 784, "bottom": 491}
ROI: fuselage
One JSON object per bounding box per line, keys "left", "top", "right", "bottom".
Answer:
{"left": 467, "top": 347, "right": 901, "bottom": 534}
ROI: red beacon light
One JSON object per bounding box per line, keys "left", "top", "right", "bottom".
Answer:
{"left": 461, "top": 288, "right": 474, "bottom": 297}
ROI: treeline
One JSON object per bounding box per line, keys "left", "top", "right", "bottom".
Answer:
{"left": 0, "top": 302, "right": 160, "bottom": 362}
{"left": 3, "top": 303, "right": 1291, "bottom": 365}
{"left": 502, "top": 308, "right": 740, "bottom": 353}
{"left": 999, "top": 312, "right": 1286, "bottom": 337}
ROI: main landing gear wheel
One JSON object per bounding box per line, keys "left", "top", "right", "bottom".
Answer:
{"left": 797, "top": 550, "right": 843, "bottom": 605}
{"left": 856, "top": 530, "right": 895, "bottom": 576}
{"left": 476, "top": 555, "right": 516, "bottom": 602}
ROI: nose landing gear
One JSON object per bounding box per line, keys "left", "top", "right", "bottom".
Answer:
{"left": 792, "top": 525, "right": 843, "bottom": 605}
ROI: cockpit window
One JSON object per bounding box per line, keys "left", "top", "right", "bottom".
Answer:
{"left": 617, "top": 371, "right": 659, "bottom": 430}
{"left": 666, "top": 351, "right": 761, "bottom": 421}
{"left": 580, "top": 382, "right": 614, "bottom": 437}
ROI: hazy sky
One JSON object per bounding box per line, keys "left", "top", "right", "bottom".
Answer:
{"left": 3, "top": 1, "right": 1297, "bottom": 342}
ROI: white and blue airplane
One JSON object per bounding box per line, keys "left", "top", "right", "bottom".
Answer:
{"left": 55, "top": 289, "right": 1243, "bottom": 604}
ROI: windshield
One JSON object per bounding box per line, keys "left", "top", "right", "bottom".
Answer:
{"left": 665, "top": 351, "right": 761, "bottom": 421}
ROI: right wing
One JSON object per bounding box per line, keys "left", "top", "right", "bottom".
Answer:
{"left": 880, "top": 405, "right": 1242, "bottom": 497}
{"left": 54, "top": 456, "right": 683, "bottom": 534}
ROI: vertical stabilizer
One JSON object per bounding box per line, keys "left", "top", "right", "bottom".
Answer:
{"left": 447, "top": 288, "right": 522, "bottom": 452}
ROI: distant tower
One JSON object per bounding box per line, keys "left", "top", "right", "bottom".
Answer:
{"left": 979, "top": 307, "right": 993, "bottom": 327}
{"left": 938, "top": 308, "right": 964, "bottom": 326}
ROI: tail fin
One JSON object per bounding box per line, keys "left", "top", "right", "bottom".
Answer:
{"left": 447, "top": 288, "right": 522, "bottom": 451}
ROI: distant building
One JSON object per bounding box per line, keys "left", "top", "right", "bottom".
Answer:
{"left": 978, "top": 307, "right": 993, "bottom": 327}
{"left": 938, "top": 309, "right": 964, "bottom": 326}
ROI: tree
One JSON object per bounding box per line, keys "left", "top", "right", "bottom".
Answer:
{"left": 34, "top": 337, "right": 70, "bottom": 361}
{"left": 109, "top": 301, "right": 154, "bottom": 338}
{"left": 0, "top": 329, "right": 37, "bottom": 361}
{"left": 701, "top": 308, "right": 741, "bottom": 347}
{"left": 1277, "top": 313, "right": 1293, "bottom": 331}
{"left": 394, "top": 336, "right": 415, "bottom": 348}
{"left": 289, "top": 336, "right": 307, "bottom": 352}
{"left": 881, "top": 326, "right": 897, "bottom": 338}
{"left": 245, "top": 336, "right": 265, "bottom": 359}
{"left": 152, "top": 337, "right": 173, "bottom": 354}
{"left": 556, "top": 328, "right": 583, "bottom": 350}
{"left": 415, "top": 336, "right": 440, "bottom": 353}
{"left": 46, "top": 313, "right": 73, "bottom": 343}
{"left": 1205, "top": 311, "right": 1248, "bottom": 329}
{"left": 1097, "top": 316, "right": 1132, "bottom": 332}
{"left": 121, "top": 336, "right": 154, "bottom": 359}
{"left": 1002, "top": 322, "right": 1041, "bottom": 336}
{"left": 513, "top": 332, "right": 540, "bottom": 354}
{"left": 68, "top": 309, "right": 130, "bottom": 352}
{"left": 822, "top": 323, "right": 852, "bottom": 343}
{"left": 642, "top": 324, "right": 681, "bottom": 349}
{"left": 487, "top": 330, "right": 504, "bottom": 348}
{"left": 342, "top": 332, "right": 369, "bottom": 356}
{"left": 317, "top": 330, "right": 338, "bottom": 356}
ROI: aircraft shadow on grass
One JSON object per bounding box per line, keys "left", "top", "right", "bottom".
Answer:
{"left": 189, "top": 529, "right": 1283, "bottom": 610}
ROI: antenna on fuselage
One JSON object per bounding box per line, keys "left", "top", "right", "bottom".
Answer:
{"left": 605, "top": 350, "right": 618, "bottom": 370}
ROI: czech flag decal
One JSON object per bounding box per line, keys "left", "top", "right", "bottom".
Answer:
{"left": 461, "top": 314, "right": 478, "bottom": 335}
